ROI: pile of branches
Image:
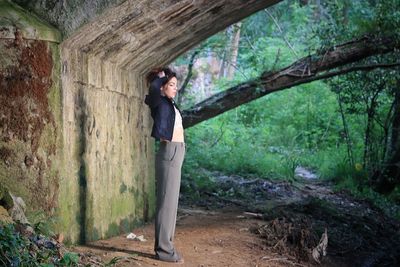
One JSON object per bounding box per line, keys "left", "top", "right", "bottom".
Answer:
{"left": 255, "top": 216, "right": 328, "bottom": 264}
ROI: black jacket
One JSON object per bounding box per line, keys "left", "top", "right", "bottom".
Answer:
{"left": 144, "top": 77, "right": 182, "bottom": 141}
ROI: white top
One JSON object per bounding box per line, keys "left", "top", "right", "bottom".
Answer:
{"left": 173, "top": 105, "right": 183, "bottom": 129}
{"left": 172, "top": 105, "right": 184, "bottom": 142}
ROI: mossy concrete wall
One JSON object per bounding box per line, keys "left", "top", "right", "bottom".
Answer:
{"left": 59, "top": 55, "right": 156, "bottom": 243}
{"left": 0, "top": 0, "right": 63, "bottom": 220}
{"left": 1, "top": 0, "right": 157, "bottom": 244}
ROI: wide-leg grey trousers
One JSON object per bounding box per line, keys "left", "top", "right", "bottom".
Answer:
{"left": 154, "top": 141, "right": 185, "bottom": 261}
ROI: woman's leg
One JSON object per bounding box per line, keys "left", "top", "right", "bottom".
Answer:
{"left": 154, "top": 142, "right": 185, "bottom": 261}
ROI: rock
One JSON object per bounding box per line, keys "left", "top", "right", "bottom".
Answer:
{"left": 295, "top": 166, "right": 318, "bottom": 180}
{"left": 0, "top": 205, "right": 13, "bottom": 224}
{"left": 9, "top": 194, "right": 30, "bottom": 225}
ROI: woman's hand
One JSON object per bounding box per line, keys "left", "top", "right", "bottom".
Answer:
{"left": 158, "top": 71, "right": 166, "bottom": 78}
{"left": 158, "top": 71, "right": 166, "bottom": 93}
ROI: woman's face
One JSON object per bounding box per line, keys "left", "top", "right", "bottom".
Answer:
{"left": 162, "top": 77, "right": 178, "bottom": 99}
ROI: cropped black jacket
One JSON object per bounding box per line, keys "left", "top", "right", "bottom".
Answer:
{"left": 144, "top": 77, "right": 181, "bottom": 141}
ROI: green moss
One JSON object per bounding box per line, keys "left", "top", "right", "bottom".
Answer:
{"left": 0, "top": 184, "right": 13, "bottom": 210}
{"left": 0, "top": 0, "right": 61, "bottom": 42}
{"left": 105, "top": 216, "right": 143, "bottom": 239}
{"left": 129, "top": 186, "right": 135, "bottom": 194}
{"left": 105, "top": 222, "right": 119, "bottom": 237}
{"left": 120, "top": 182, "right": 127, "bottom": 194}
{"left": 63, "top": 236, "right": 73, "bottom": 247}
{"left": 89, "top": 227, "right": 100, "bottom": 242}
{"left": 0, "top": 141, "right": 30, "bottom": 206}
{"left": 121, "top": 216, "right": 142, "bottom": 233}
{"left": 84, "top": 193, "right": 93, "bottom": 242}
{"left": 119, "top": 218, "right": 130, "bottom": 233}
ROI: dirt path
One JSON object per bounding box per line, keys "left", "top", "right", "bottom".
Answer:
{"left": 72, "top": 207, "right": 290, "bottom": 267}
{"left": 70, "top": 170, "right": 400, "bottom": 267}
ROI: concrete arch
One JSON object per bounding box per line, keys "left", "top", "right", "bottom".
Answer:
{"left": 60, "top": 0, "right": 280, "bottom": 243}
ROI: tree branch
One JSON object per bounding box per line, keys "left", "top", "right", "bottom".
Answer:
{"left": 182, "top": 35, "right": 400, "bottom": 128}
{"left": 270, "top": 62, "right": 400, "bottom": 89}
{"left": 264, "top": 8, "right": 299, "bottom": 58}
{"left": 180, "top": 50, "right": 200, "bottom": 93}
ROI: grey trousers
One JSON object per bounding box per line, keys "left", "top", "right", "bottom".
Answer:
{"left": 154, "top": 141, "right": 185, "bottom": 261}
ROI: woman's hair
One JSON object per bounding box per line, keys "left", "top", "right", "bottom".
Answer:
{"left": 146, "top": 67, "right": 177, "bottom": 86}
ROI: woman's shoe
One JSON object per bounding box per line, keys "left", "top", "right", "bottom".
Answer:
{"left": 155, "top": 254, "right": 184, "bottom": 264}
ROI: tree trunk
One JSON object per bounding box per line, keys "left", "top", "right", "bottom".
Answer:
{"left": 313, "top": 0, "right": 322, "bottom": 21}
{"left": 342, "top": 0, "right": 350, "bottom": 25}
{"left": 182, "top": 35, "right": 400, "bottom": 128}
{"left": 219, "top": 46, "right": 228, "bottom": 79}
{"left": 363, "top": 90, "right": 380, "bottom": 171}
{"left": 372, "top": 81, "right": 400, "bottom": 194}
{"left": 337, "top": 91, "right": 354, "bottom": 165}
{"left": 226, "top": 22, "right": 242, "bottom": 80}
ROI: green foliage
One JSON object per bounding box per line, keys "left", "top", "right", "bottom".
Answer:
{"left": 375, "top": 0, "right": 400, "bottom": 37}
{"left": 58, "top": 252, "right": 79, "bottom": 266}
{"left": 176, "top": 0, "right": 400, "bottom": 215}
{"left": 0, "top": 223, "right": 31, "bottom": 267}
{"left": 183, "top": 80, "right": 343, "bottom": 181}
{"left": 328, "top": 54, "right": 400, "bottom": 175}
{"left": 0, "top": 223, "right": 82, "bottom": 267}
{"left": 28, "top": 211, "right": 57, "bottom": 238}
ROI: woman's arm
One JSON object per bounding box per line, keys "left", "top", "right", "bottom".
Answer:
{"left": 144, "top": 76, "right": 167, "bottom": 108}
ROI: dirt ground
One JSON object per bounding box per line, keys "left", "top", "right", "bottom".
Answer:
{"left": 70, "top": 171, "right": 400, "bottom": 267}
{"left": 72, "top": 207, "right": 295, "bottom": 267}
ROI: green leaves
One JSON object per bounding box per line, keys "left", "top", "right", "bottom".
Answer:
{"left": 0, "top": 223, "right": 82, "bottom": 267}
{"left": 176, "top": 0, "right": 399, "bottom": 207}
{"left": 58, "top": 252, "right": 79, "bottom": 266}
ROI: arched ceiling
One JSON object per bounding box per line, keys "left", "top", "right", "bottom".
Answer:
{"left": 57, "top": 0, "right": 282, "bottom": 72}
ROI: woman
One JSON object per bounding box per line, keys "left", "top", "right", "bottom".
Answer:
{"left": 144, "top": 67, "right": 185, "bottom": 264}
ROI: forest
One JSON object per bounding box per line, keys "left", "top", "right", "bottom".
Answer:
{"left": 172, "top": 0, "right": 400, "bottom": 217}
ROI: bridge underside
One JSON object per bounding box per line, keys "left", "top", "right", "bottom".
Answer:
{"left": 1, "top": 0, "right": 280, "bottom": 243}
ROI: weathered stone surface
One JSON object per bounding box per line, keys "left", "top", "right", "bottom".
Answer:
{"left": 0, "top": 0, "right": 61, "bottom": 42}
{"left": 0, "top": 0, "right": 63, "bottom": 229}
{"left": 9, "top": 193, "right": 30, "bottom": 224}
{"left": 13, "top": 0, "right": 126, "bottom": 37}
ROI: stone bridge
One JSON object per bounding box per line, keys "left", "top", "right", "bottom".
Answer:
{"left": 0, "top": 0, "right": 279, "bottom": 243}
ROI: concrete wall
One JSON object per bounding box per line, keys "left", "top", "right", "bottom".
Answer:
{"left": 0, "top": 0, "right": 63, "bottom": 224}
{"left": 1, "top": 0, "right": 156, "bottom": 244}
{"left": 60, "top": 51, "right": 156, "bottom": 243}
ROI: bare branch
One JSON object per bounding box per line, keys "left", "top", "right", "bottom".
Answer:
{"left": 264, "top": 8, "right": 299, "bottom": 58}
